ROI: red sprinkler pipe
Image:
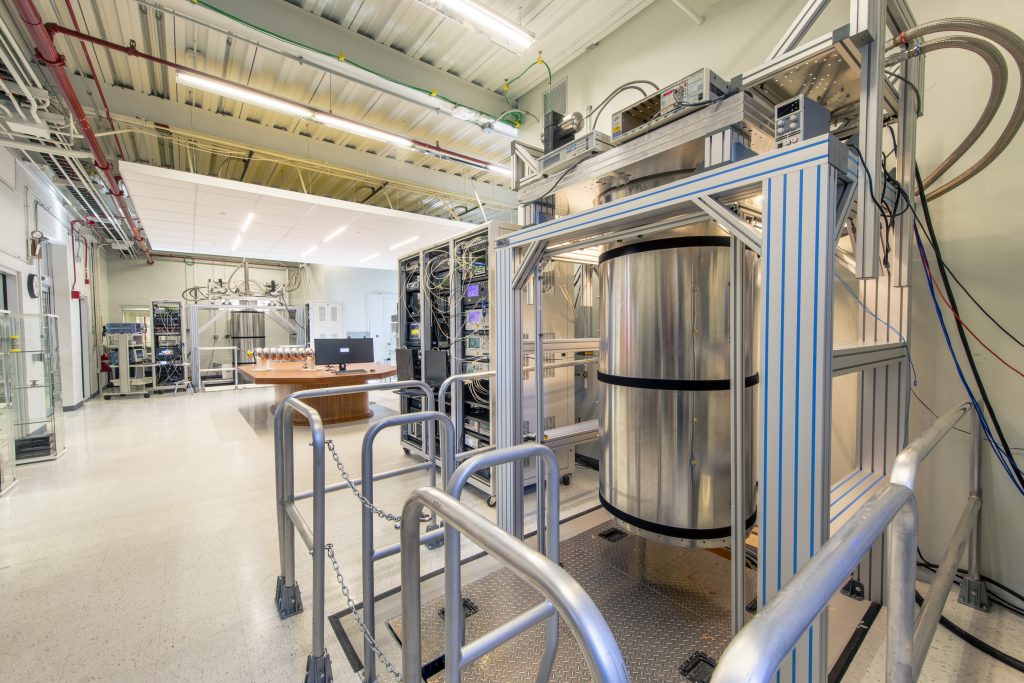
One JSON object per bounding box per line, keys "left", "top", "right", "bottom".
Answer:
{"left": 62, "top": 0, "right": 126, "bottom": 160}
{"left": 14, "top": 0, "right": 154, "bottom": 264}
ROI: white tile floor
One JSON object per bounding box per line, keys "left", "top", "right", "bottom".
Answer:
{"left": 0, "top": 387, "right": 1020, "bottom": 682}
{"left": 0, "top": 386, "right": 599, "bottom": 682}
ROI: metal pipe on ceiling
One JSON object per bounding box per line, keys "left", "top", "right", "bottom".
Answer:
{"left": 13, "top": 0, "right": 154, "bottom": 264}
{"left": 41, "top": 22, "right": 504, "bottom": 175}
{"left": 0, "top": 139, "right": 92, "bottom": 157}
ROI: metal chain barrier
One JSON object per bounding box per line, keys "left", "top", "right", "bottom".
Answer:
{"left": 325, "top": 439, "right": 403, "bottom": 523}
{"left": 325, "top": 543, "right": 403, "bottom": 682}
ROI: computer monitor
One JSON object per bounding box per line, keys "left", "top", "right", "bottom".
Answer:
{"left": 396, "top": 348, "right": 415, "bottom": 381}
{"left": 314, "top": 337, "right": 374, "bottom": 371}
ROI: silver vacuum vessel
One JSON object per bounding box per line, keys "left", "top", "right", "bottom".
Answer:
{"left": 598, "top": 222, "right": 759, "bottom": 547}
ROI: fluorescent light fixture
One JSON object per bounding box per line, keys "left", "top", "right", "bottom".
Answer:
{"left": 301, "top": 245, "right": 317, "bottom": 258}
{"left": 312, "top": 113, "right": 414, "bottom": 148}
{"left": 323, "top": 225, "right": 348, "bottom": 242}
{"left": 420, "top": 0, "right": 534, "bottom": 52}
{"left": 359, "top": 252, "right": 381, "bottom": 263}
{"left": 240, "top": 212, "right": 255, "bottom": 233}
{"left": 176, "top": 72, "right": 313, "bottom": 119}
{"left": 389, "top": 236, "right": 419, "bottom": 251}
{"left": 487, "top": 164, "right": 512, "bottom": 176}
{"left": 231, "top": 234, "right": 242, "bottom": 251}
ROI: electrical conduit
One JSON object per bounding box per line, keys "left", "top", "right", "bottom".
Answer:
{"left": 14, "top": 0, "right": 154, "bottom": 264}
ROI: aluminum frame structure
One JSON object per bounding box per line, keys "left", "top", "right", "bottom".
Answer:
{"left": 272, "top": 381, "right": 455, "bottom": 682}
{"left": 487, "top": 1, "right": 930, "bottom": 680}
{"left": 712, "top": 402, "right": 983, "bottom": 683}
{"left": 186, "top": 303, "right": 304, "bottom": 391}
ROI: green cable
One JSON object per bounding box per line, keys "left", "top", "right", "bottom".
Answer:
{"left": 194, "top": 0, "right": 511, "bottom": 124}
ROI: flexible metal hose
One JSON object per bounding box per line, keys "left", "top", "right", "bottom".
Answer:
{"left": 890, "top": 37, "right": 1007, "bottom": 192}
{"left": 892, "top": 18, "right": 1024, "bottom": 200}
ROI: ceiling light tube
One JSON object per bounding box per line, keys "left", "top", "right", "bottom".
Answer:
{"left": 389, "top": 236, "right": 419, "bottom": 251}
{"left": 419, "top": 0, "right": 534, "bottom": 52}
{"left": 323, "top": 225, "right": 348, "bottom": 242}
{"left": 240, "top": 212, "right": 255, "bottom": 233}
{"left": 312, "top": 113, "right": 414, "bottom": 148}
{"left": 176, "top": 72, "right": 313, "bottom": 119}
{"left": 177, "top": 71, "right": 509, "bottom": 175}
{"left": 359, "top": 252, "right": 381, "bottom": 263}
{"left": 301, "top": 245, "right": 317, "bottom": 258}
{"left": 231, "top": 234, "right": 242, "bottom": 251}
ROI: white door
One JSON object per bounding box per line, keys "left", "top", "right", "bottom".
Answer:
{"left": 366, "top": 292, "right": 398, "bottom": 362}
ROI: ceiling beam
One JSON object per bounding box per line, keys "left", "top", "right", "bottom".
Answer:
{"left": 66, "top": 73, "right": 517, "bottom": 209}
{"left": 179, "top": 0, "right": 508, "bottom": 118}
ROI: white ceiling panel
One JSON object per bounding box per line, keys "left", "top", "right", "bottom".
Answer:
{"left": 121, "top": 161, "right": 472, "bottom": 269}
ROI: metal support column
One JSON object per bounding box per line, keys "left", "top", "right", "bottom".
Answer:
{"left": 533, "top": 265, "right": 547, "bottom": 553}
{"left": 729, "top": 238, "right": 746, "bottom": 635}
{"left": 494, "top": 242, "right": 525, "bottom": 537}
{"left": 759, "top": 161, "right": 839, "bottom": 682}
{"left": 852, "top": 0, "right": 885, "bottom": 279}
{"left": 958, "top": 409, "right": 989, "bottom": 610}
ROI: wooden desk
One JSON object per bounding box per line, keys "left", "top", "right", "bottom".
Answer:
{"left": 239, "top": 362, "right": 397, "bottom": 425}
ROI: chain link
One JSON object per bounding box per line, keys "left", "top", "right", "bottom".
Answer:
{"left": 325, "top": 543, "right": 403, "bottom": 681}
{"left": 325, "top": 439, "right": 403, "bottom": 523}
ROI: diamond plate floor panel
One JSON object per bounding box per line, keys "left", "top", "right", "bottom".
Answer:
{"left": 389, "top": 520, "right": 756, "bottom": 682}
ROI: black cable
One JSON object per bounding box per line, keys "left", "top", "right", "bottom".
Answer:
{"left": 946, "top": 265, "right": 1024, "bottom": 352}
{"left": 886, "top": 69, "right": 922, "bottom": 110}
{"left": 908, "top": 198, "right": 1024, "bottom": 351}
{"left": 914, "top": 590, "right": 1024, "bottom": 673}
{"left": 918, "top": 550, "right": 1024, "bottom": 611}
{"left": 914, "top": 165, "right": 1024, "bottom": 491}
{"left": 545, "top": 155, "right": 589, "bottom": 194}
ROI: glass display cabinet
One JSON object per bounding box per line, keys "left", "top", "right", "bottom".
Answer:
{"left": 5, "top": 313, "right": 65, "bottom": 464}
{"left": 0, "top": 311, "right": 17, "bottom": 494}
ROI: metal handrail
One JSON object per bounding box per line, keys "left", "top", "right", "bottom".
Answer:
{"left": 444, "top": 445, "right": 562, "bottom": 683}
{"left": 272, "top": 380, "right": 441, "bottom": 680}
{"left": 712, "top": 402, "right": 975, "bottom": 683}
{"left": 357, "top": 411, "right": 456, "bottom": 683}
{"left": 401, "top": 479, "right": 629, "bottom": 683}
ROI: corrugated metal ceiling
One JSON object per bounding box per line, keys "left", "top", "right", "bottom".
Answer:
{"left": 12, "top": 0, "right": 654, "bottom": 223}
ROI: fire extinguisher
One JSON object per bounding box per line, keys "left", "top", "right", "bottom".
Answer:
{"left": 100, "top": 352, "right": 111, "bottom": 373}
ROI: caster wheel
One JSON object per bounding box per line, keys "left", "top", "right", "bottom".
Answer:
{"left": 561, "top": 474, "right": 572, "bottom": 486}
{"left": 403, "top": 448, "right": 412, "bottom": 456}
{"left": 143, "top": 393, "right": 151, "bottom": 398}
{"left": 487, "top": 496, "right": 497, "bottom": 508}
{"left": 103, "top": 395, "right": 111, "bottom": 401}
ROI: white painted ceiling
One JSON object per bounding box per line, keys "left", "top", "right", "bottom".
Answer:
{"left": 119, "top": 161, "right": 471, "bottom": 269}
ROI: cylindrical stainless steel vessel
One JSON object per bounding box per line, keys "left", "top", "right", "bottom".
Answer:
{"left": 598, "top": 223, "right": 759, "bottom": 547}
{"left": 230, "top": 303, "right": 266, "bottom": 367}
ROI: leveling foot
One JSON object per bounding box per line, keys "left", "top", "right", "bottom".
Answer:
{"left": 276, "top": 575, "right": 304, "bottom": 619}
{"left": 303, "top": 651, "right": 333, "bottom": 683}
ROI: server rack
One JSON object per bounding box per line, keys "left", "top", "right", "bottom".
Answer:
{"left": 151, "top": 299, "right": 188, "bottom": 391}
{"left": 397, "top": 222, "right": 588, "bottom": 501}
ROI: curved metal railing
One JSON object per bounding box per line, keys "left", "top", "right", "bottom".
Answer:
{"left": 401, "top": 444, "right": 630, "bottom": 683}
{"left": 712, "top": 402, "right": 976, "bottom": 683}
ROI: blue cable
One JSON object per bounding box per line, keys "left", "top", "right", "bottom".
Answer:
{"left": 835, "top": 275, "right": 918, "bottom": 387}
{"left": 914, "top": 227, "right": 1024, "bottom": 496}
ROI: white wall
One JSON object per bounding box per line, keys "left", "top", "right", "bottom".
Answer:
{"left": 103, "top": 256, "right": 397, "bottom": 350}
{"left": 311, "top": 265, "right": 398, "bottom": 335}
{"left": 0, "top": 148, "right": 101, "bottom": 409}
{"left": 517, "top": 0, "right": 1024, "bottom": 590}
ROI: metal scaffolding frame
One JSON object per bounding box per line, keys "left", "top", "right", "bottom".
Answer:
{"left": 488, "top": 1, "right": 930, "bottom": 680}
{"left": 186, "top": 303, "right": 304, "bottom": 391}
